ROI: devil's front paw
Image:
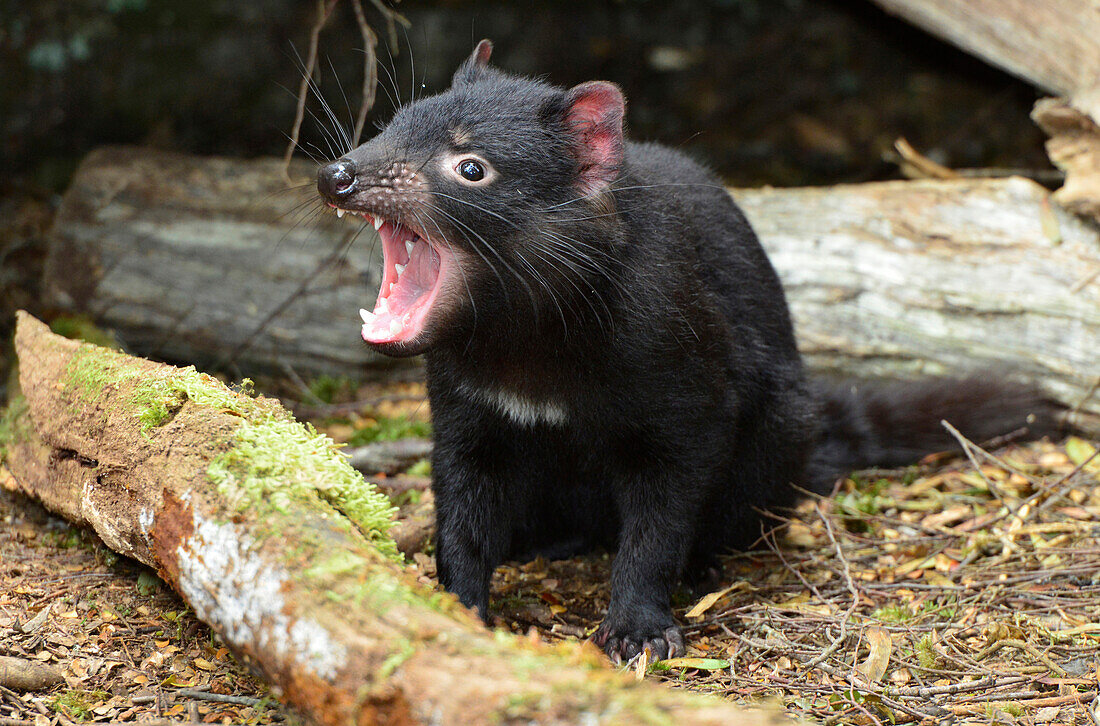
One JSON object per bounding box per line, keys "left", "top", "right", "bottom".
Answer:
{"left": 592, "top": 615, "right": 685, "bottom": 665}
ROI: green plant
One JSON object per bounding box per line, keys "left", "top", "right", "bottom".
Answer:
{"left": 347, "top": 416, "right": 431, "bottom": 446}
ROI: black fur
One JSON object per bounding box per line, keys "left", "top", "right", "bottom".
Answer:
{"left": 317, "top": 42, "right": 1053, "bottom": 663}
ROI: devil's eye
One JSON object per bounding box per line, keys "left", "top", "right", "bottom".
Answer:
{"left": 458, "top": 159, "right": 485, "bottom": 182}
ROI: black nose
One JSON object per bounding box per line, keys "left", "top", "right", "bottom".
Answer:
{"left": 318, "top": 160, "right": 357, "bottom": 200}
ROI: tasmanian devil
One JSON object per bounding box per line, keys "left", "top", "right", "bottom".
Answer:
{"left": 315, "top": 40, "right": 1052, "bottom": 663}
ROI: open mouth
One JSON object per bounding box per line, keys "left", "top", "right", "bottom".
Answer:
{"left": 329, "top": 205, "right": 448, "bottom": 345}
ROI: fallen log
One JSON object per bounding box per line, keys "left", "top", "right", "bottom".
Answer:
{"left": 45, "top": 149, "right": 1099, "bottom": 429}
{"left": 1032, "top": 98, "right": 1100, "bottom": 223}
{"left": 0, "top": 655, "right": 66, "bottom": 692}
{"left": 1, "top": 311, "right": 787, "bottom": 726}
{"left": 344, "top": 437, "right": 432, "bottom": 476}
{"left": 741, "top": 176, "right": 1099, "bottom": 434}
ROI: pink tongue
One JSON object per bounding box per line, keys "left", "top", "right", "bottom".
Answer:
{"left": 388, "top": 244, "right": 434, "bottom": 310}
{"left": 361, "top": 228, "right": 442, "bottom": 343}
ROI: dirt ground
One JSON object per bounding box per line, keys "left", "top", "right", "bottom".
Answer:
{"left": 3, "top": 379, "right": 1100, "bottom": 726}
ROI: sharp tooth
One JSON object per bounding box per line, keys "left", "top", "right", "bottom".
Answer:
{"left": 394, "top": 263, "right": 406, "bottom": 275}
{"left": 336, "top": 208, "right": 345, "bottom": 219}
{"left": 405, "top": 240, "right": 414, "bottom": 257}
{"left": 388, "top": 320, "right": 402, "bottom": 335}
{"left": 377, "top": 297, "right": 389, "bottom": 313}
{"left": 359, "top": 308, "right": 374, "bottom": 323}
{"left": 373, "top": 217, "right": 384, "bottom": 231}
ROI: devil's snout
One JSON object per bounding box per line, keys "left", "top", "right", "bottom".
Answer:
{"left": 317, "top": 159, "right": 357, "bottom": 202}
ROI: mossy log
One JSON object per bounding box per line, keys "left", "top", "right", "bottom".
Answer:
{"left": 2, "top": 312, "right": 788, "bottom": 726}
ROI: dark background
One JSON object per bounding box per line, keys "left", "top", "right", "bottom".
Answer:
{"left": 0, "top": 0, "right": 1056, "bottom": 390}
{"left": 2, "top": 0, "right": 1053, "bottom": 191}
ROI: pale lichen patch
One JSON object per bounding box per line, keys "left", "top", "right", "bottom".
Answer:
{"left": 177, "top": 516, "right": 349, "bottom": 680}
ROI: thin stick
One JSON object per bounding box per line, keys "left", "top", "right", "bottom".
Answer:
{"left": 350, "top": 0, "right": 377, "bottom": 146}
{"left": 283, "top": 0, "right": 339, "bottom": 183}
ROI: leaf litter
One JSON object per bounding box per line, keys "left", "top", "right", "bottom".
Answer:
{"left": 4, "top": 374, "right": 1100, "bottom": 726}
{"left": 480, "top": 431, "right": 1100, "bottom": 725}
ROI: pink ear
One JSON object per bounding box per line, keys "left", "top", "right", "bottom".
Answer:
{"left": 452, "top": 39, "right": 494, "bottom": 86}
{"left": 563, "top": 81, "right": 625, "bottom": 195}
{"left": 471, "top": 39, "right": 492, "bottom": 67}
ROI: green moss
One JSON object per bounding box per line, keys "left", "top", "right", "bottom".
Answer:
{"left": 348, "top": 415, "right": 431, "bottom": 446}
{"left": 405, "top": 459, "right": 431, "bottom": 477}
{"left": 49, "top": 690, "right": 111, "bottom": 720}
{"left": 871, "top": 604, "right": 912, "bottom": 623}
{"left": 323, "top": 571, "right": 453, "bottom": 613}
{"left": 377, "top": 639, "right": 416, "bottom": 679}
{"left": 304, "top": 551, "right": 370, "bottom": 580}
{"left": 208, "top": 415, "right": 398, "bottom": 560}
{"left": 307, "top": 374, "right": 353, "bottom": 404}
{"left": 985, "top": 702, "right": 1024, "bottom": 718}
{"left": 58, "top": 339, "right": 397, "bottom": 560}
{"left": 0, "top": 395, "right": 30, "bottom": 463}
{"left": 49, "top": 315, "right": 122, "bottom": 350}
{"left": 63, "top": 345, "right": 255, "bottom": 428}
{"left": 916, "top": 633, "right": 942, "bottom": 670}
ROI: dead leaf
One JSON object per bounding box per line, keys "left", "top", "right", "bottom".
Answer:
{"left": 1035, "top": 706, "right": 1061, "bottom": 722}
{"left": 651, "top": 657, "right": 731, "bottom": 672}
{"left": 1065, "top": 437, "right": 1100, "bottom": 473}
{"left": 685, "top": 582, "right": 749, "bottom": 619}
{"left": 21, "top": 604, "right": 51, "bottom": 633}
{"left": 857, "top": 626, "right": 892, "bottom": 683}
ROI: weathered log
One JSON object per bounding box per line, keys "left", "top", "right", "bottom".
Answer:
{"left": 344, "top": 437, "right": 433, "bottom": 476}
{"left": 741, "top": 176, "right": 1099, "bottom": 434}
{"left": 45, "top": 150, "right": 1099, "bottom": 429}
{"left": 1, "top": 312, "right": 788, "bottom": 726}
{"left": 1032, "top": 98, "right": 1100, "bottom": 222}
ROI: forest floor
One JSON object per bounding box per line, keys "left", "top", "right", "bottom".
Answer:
{"left": 2, "top": 377, "right": 1099, "bottom": 726}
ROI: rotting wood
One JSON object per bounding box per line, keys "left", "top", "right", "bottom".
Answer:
{"left": 46, "top": 149, "right": 1099, "bottom": 426}
{"left": 2, "top": 312, "right": 793, "bottom": 726}
{"left": 1032, "top": 99, "right": 1100, "bottom": 222}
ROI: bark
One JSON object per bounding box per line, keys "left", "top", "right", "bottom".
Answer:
{"left": 739, "top": 176, "right": 1099, "bottom": 434}
{"left": 2, "top": 312, "right": 788, "bottom": 726}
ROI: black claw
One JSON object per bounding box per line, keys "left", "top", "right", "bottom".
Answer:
{"left": 595, "top": 620, "right": 685, "bottom": 664}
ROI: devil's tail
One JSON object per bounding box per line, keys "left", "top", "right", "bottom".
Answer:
{"left": 806, "top": 377, "right": 1058, "bottom": 492}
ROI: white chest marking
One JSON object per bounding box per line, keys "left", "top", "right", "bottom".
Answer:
{"left": 463, "top": 385, "right": 568, "bottom": 427}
